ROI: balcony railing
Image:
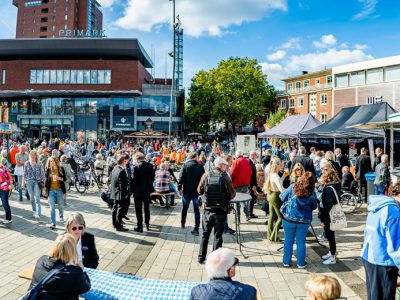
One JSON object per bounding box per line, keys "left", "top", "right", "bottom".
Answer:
{"left": 283, "top": 83, "right": 332, "bottom": 95}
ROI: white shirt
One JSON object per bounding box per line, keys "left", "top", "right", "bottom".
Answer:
{"left": 269, "top": 173, "right": 284, "bottom": 193}
{"left": 77, "top": 237, "right": 83, "bottom": 265}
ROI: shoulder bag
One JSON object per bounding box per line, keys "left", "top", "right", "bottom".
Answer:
{"left": 21, "top": 264, "right": 64, "bottom": 300}
{"left": 328, "top": 186, "right": 347, "bottom": 231}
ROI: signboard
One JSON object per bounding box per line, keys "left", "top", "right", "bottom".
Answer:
{"left": 112, "top": 116, "right": 135, "bottom": 131}
{"left": 58, "top": 29, "right": 107, "bottom": 38}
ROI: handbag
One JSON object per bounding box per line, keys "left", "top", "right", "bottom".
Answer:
{"left": 21, "top": 264, "right": 64, "bottom": 300}
{"left": 38, "top": 182, "right": 45, "bottom": 189}
{"left": 328, "top": 186, "right": 347, "bottom": 231}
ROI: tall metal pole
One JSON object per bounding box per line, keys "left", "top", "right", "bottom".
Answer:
{"left": 168, "top": 0, "right": 176, "bottom": 144}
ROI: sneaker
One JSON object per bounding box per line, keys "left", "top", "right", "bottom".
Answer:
{"left": 49, "top": 223, "right": 56, "bottom": 230}
{"left": 323, "top": 256, "right": 336, "bottom": 265}
{"left": 227, "top": 228, "right": 236, "bottom": 235}
{"left": 2, "top": 219, "right": 12, "bottom": 224}
{"left": 191, "top": 229, "right": 199, "bottom": 236}
{"left": 297, "top": 262, "right": 308, "bottom": 269}
{"left": 283, "top": 263, "right": 291, "bottom": 268}
{"left": 321, "top": 252, "right": 332, "bottom": 260}
{"left": 33, "top": 214, "right": 40, "bottom": 222}
{"left": 59, "top": 218, "right": 65, "bottom": 223}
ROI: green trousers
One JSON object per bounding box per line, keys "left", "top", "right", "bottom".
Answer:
{"left": 267, "top": 191, "right": 282, "bottom": 242}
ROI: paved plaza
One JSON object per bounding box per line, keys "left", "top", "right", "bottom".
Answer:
{"left": 0, "top": 189, "right": 372, "bottom": 300}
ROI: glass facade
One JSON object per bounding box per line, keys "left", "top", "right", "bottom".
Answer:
{"left": 30, "top": 69, "right": 112, "bottom": 85}
{"left": 137, "top": 95, "right": 182, "bottom": 117}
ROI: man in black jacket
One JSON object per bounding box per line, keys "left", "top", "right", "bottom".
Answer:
{"left": 178, "top": 151, "right": 205, "bottom": 235}
{"left": 355, "top": 147, "right": 372, "bottom": 203}
{"left": 246, "top": 151, "right": 258, "bottom": 219}
{"left": 373, "top": 147, "right": 383, "bottom": 170}
{"left": 110, "top": 155, "right": 130, "bottom": 232}
{"left": 335, "top": 148, "right": 349, "bottom": 168}
{"left": 290, "top": 146, "right": 315, "bottom": 175}
{"left": 132, "top": 152, "right": 155, "bottom": 233}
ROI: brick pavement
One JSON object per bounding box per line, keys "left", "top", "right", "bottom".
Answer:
{"left": 0, "top": 189, "right": 370, "bottom": 300}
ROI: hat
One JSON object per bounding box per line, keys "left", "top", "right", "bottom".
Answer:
{"left": 214, "top": 157, "right": 228, "bottom": 166}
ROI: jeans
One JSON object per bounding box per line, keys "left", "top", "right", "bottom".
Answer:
{"left": 17, "top": 175, "right": 23, "bottom": 200}
{"left": 282, "top": 220, "right": 309, "bottom": 266}
{"left": 48, "top": 189, "right": 64, "bottom": 225}
{"left": 27, "top": 180, "right": 41, "bottom": 217}
{"left": 0, "top": 190, "right": 12, "bottom": 221}
{"left": 199, "top": 210, "right": 227, "bottom": 261}
{"left": 181, "top": 195, "right": 200, "bottom": 230}
{"left": 374, "top": 184, "right": 385, "bottom": 195}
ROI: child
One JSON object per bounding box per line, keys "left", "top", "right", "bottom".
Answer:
{"left": 94, "top": 154, "right": 106, "bottom": 183}
{"left": 305, "top": 274, "right": 343, "bottom": 300}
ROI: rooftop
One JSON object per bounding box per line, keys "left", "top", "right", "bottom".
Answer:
{"left": 0, "top": 38, "right": 153, "bottom": 68}
{"left": 282, "top": 69, "right": 332, "bottom": 82}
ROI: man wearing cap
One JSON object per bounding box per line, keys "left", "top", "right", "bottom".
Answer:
{"left": 197, "top": 157, "right": 236, "bottom": 264}
{"left": 190, "top": 248, "right": 256, "bottom": 300}
{"left": 178, "top": 151, "right": 205, "bottom": 235}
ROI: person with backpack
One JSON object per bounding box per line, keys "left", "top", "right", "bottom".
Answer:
{"left": 197, "top": 157, "right": 236, "bottom": 264}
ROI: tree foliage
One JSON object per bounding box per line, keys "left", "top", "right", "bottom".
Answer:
{"left": 266, "top": 109, "right": 287, "bottom": 129}
{"left": 185, "top": 57, "right": 276, "bottom": 134}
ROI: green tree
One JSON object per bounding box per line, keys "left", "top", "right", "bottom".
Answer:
{"left": 266, "top": 109, "right": 286, "bottom": 129}
{"left": 185, "top": 57, "right": 276, "bottom": 134}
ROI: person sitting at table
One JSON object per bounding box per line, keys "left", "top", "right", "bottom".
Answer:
{"left": 29, "top": 233, "right": 91, "bottom": 300}
{"left": 65, "top": 212, "right": 99, "bottom": 269}
{"left": 190, "top": 248, "right": 256, "bottom": 300}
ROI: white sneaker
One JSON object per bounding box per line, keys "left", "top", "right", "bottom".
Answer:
{"left": 323, "top": 256, "right": 336, "bottom": 265}
{"left": 321, "top": 252, "right": 331, "bottom": 260}
{"left": 59, "top": 218, "right": 65, "bottom": 223}
{"left": 2, "top": 219, "right": 12, "bottom": 224}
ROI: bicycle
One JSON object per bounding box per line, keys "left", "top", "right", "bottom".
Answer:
{"left": 340, "top": 186, "right": 362, "bottom": 213}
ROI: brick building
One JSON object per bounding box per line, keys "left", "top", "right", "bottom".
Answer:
{"left": 0, "top": 39, "right": 184, "bottom": 139}
{"left": 333, "top": 55, "right": 400, "bottom": 114}
{"left": 13, "top": 0, "right": 103, "bottom": 39}
{"left": 279, "top": 69, "right": 333, "bottom": 123}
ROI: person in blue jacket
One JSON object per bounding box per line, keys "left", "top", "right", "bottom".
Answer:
{"left": 361, "top": 194, "right": 400, "bottom": 300}
{"left": 280, "top": 172, "right": 318, "bottom": 268}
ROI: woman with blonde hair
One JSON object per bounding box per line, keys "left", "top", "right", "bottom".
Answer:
{"left": 305, "top": 274, "right": 341, "bottom": 300}
{"left": 290, "top": 162, "right": 305, "bottom": 184}
{"left": 29, "top": 233, "right": 91, "bottom": 299}
{"left": 23, "top": 150, "right": 45, "bottom": 222}
{"left": 317, "top": 163, "right": 341, "bottom": 265}
{"left": 45, "top": 157, "right": 67, "bottom": 229}
{"left": 65, "top": 212, "right": 99, "bottom": 269}
{"left": 264, "top": 156, "right": 284, "bottom": 242}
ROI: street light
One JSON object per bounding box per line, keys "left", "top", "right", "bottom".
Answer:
{"left": 168, "top": 0, "right": 178, "bottom": 144}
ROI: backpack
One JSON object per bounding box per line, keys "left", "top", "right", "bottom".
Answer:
{"left": 204, "top": 170, "right": 227, "bottom": 209}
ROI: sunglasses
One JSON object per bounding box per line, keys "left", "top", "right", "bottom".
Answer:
{"left": 71, "top": 226, "right": 84, "bottom": 231}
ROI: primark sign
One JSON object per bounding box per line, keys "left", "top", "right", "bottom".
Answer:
{"left": 58, "top": 29, "right": 107, "bottom": 38}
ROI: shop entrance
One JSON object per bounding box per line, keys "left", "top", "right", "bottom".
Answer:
{"left": 18, "top": 116, "right": 74, "bottom": 140}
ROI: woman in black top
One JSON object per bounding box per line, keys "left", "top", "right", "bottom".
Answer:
{"left": 29, "top": 233, "right": 91, "bottom": 300}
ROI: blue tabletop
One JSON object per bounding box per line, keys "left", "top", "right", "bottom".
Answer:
{"left": 83, "top": 268, "right": 201, "bottom": 300}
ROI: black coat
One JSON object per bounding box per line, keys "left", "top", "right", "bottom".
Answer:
{"left": 355, "top": 154, "right": 372, "bottom": 180}
{"left": 178, "top": 160, "right": 205, "bottom": 197}
{"left": 341, "top": 172, "right": 355, "bottom": 191}
{"left": 29, "top": 255, "right": 90, "bottom": 300}
{"left": 336, "top": 154, "right": 349, "bottom": 168}
{"left": 374, "top": 153, "right": 382, "bottom": 170}
{"left": 110, "top": 165, "right": 130, "bottom": 201}
{"left": 132, "top": 161, "right": 155, "bottom": 198}
{"left": 45, "top": 167, "right": 67, "bottom": 194}
{"left": 81, "top": 232, "right": 99, "bottom": 269}
{"left": 248, "top": 159, "right": 257, "bottom": 187}
{"left": 318, "top": 182, "right": 341, "bottom": 224}
{"left": 290, "top": 155, "right": 315, "bottom": 175}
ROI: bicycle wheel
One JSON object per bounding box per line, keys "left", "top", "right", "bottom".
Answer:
{"left": 340, "top": 193, "right": 357, "bottom": 213}
{"left": 75, "top": 180, "right": 87, "bottom": 194}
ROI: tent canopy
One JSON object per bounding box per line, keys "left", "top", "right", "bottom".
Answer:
{"left": 300, "top": 102, "right": 397, "bottom": 138}
{"left": 124, "top": 129, "right": 168, "bottom": 139}
{"left": 257, "top": 114, "right": 321, "bottom": 139}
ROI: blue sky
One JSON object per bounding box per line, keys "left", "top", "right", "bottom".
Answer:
{"left": 1, "top": 0, "right": 400, "bottom": 89}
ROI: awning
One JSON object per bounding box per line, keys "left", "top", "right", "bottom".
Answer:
{"left": 257, "top": 114, "right": 321, "bottom": 139}
{"left": 124, "top": 129, "right": 168, "bottom": 139}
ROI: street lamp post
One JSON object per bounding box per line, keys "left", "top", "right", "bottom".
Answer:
{"left": 168, "top": 0, "right": 176, "bottom": 144}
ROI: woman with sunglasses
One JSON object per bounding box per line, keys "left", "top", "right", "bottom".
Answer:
{"left": 65, "top": 212, "right": 99, "bottom": 269}
{"left": 289, "top": 162, "right": 305, "bottom": 184}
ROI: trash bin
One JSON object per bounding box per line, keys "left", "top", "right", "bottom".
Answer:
{"left": 364, "top": 172, "right": 376, "bottom": 200}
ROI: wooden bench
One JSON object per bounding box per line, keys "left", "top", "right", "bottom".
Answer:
{"left": 150, "top": 192, "right": 175, "bottom": 209}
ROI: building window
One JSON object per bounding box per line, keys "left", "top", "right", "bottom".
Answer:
{"left": 321, "top": 113, "right": 327, "bottom": 123}
{"left": 385, "top": 65, "right": 400, "bottom": 82}
{"left": 65, "top": 15, "right": 68, "bottom": 20}
{"left": 287, "top": 83, "right": 292, "bottom": 91}
{"left": 350, "top": 71, "right": 365, "bottom": 86}
{"left": 53, "top": 8, "right": 56, "bottom": 13}
{"left": 304, "top": 80, "right": 310, "bottom": 87}
{"left": 52, "top": 16, "right": 56, "bottom": 22}
{"left": 280, "top": 99, "right": 286, "bottom": 109}
{"left": 298, "top": 97, "right": 304, "bottom": 107}
{"left": 57, "top": 70, "right": 63, "bottom": 84}
{"left": 43, "top": 70, "right": 50, "bottom": 84}
{"left": 65, "top": 6, "right": 68, "bottom": 11}
{"left": 70, "top": 70, "right": 77, "bottom": 84}
{"left": 1, "top": 70, "right": 5, "bottom": 85}
{"left": 367, "top": 68, "right": 384, "bottom": 84}
{"left": 321, "top": 94, "right": 328, "bottom": 105}
{"left": 30, "top": 70, "right": 36, "bottom": 84}
{"left": 316, "top": 79, "right": 320, "bottom": 84}
{"left": 327, "top": 75, "right": 332, "bottom": 84}
{"left": 295, "top": 81, "right": 301, "bottom": 89}
{"left": 289, "top": 98, "right": 294, "bottom": 108}
{"left": 50, "top": 70, "right": 57, "bottom": 84}
{"left": 335, "top": 74, "right": 348, "bottom": 88}
{"left": 30, "top": 69, "right": 112, "bottom": 85}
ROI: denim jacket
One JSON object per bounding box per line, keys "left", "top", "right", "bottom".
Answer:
{"left": 280, "top": 184, "right": 318, "bottom": 224}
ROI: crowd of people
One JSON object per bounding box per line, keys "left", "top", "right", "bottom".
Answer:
{"left": 0, "top": 136, "right": 399, "bottom": 299}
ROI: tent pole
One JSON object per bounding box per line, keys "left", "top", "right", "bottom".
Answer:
{"left": 384, "top": 133, "right": 387, "bottom": 154}
{"left": 390, "top": 123, "right": 394, "bottom": 171}
{"left": 333, "top": 138, "right": 336, "bottom": 150}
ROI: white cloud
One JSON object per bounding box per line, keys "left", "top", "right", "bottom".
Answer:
{"left": 354, "top": 43, "right": 368, "bottom": 50}
{"left": 339, "top": 43, "right": 349, "bottom": 49}
{"left": 115, "top": 0, "right": 287, "bottom": 37}
{"left": 312, "top": 34, "right": 337, "bottom": 48}
{"left": 267, "top": 50, "right": 286, "bottom": 61}
{"left": 353, "top": 0, "right": 379, "bottom": 20}
{"left": 260, "top": 62, "right": 286, "bottom": 84}
{"left": 97, "top": 0, "right": 116, "bottom": 8}
{"left": 281, "top": 37, "right": 301, "bottom": 50}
